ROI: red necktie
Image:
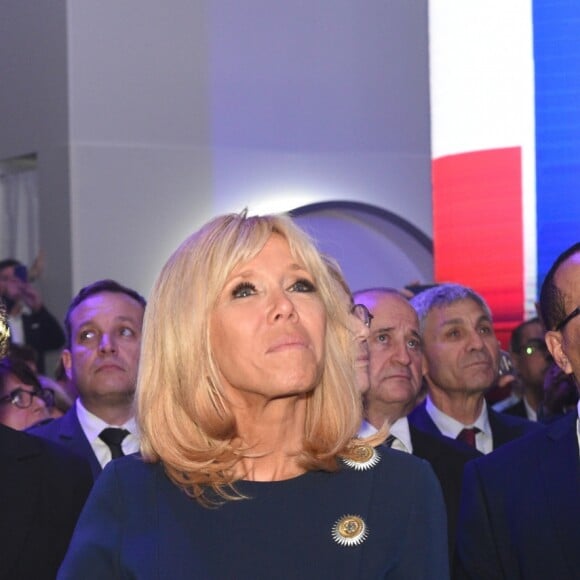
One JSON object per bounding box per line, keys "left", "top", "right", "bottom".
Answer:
{"left": 456, "top": 427, "right": 480, "bottom": 448}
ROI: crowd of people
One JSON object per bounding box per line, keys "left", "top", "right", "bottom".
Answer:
{"left": 0, "top": 214, "right": 578, "bottom": 579}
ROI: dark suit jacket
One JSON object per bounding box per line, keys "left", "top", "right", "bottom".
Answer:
{"left": 501, "top": 399, "right": 528, "bottom": 419}
{"left": 20, "top": 306, "right": 66, "bottom": 373}
{"left": 455, "top": 411, "right": 580, "bottom": 579}
{"left": 0, "top": 424, "right": 93, "bottom": 580}
{"left": 410, "top": 424, "right": 480, "bottom": 562}
{"left": 408, "top": 399, "right": 541, "bottom": 450}
{"left": 28, "top": 406, "right": 102, "bottom": 480}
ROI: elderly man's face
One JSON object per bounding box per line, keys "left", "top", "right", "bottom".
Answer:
{"left": 546, "top": 252, "right": 580, "bottom": 386}
{"left": 362, "top": 293, "right": 423, "bottom": 419}
{"left": 422, "top": 298, "right": 500, "bottom": 396}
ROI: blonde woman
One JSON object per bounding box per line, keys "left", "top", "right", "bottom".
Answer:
{"left": 59, "top": 212, "right": 448, "bottom": 579}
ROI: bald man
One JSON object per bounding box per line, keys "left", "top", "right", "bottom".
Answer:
{"left": 355, "top": 287, "right": 479, "bottom": 562}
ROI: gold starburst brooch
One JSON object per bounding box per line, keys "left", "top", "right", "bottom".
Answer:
{"left": 341, "top": 443, "right": 380, "bottom": 471}
{"left": 332, "top": 515, "right": 368, "bottom": 547}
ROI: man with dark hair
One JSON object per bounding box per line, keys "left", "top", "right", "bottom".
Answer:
{"left": 62, "top": 279, "right": 146, "bottom": 349}
{"left": 499, "top": 317, "right": 551, "bottom": 421}
{"left": 539, "top": 241, "right": 580, "bottom": 331}
{"left": 0, "top": 258, "right": 65, "bottom": 373}
{"left": 408, "top": 283, "right": 539, "bottom": 454}
{"left": 30, "top": 279, "right": 146, "bottom": 480}
{"left": 455, "top": 244, "right": 580, "bottom": 579}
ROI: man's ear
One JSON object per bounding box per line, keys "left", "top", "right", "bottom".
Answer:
{"left": 545, "top": 330, "right": 573, "bottom": 375}
{"left": 61, "top": 349, "right": 73, "bottom": 381}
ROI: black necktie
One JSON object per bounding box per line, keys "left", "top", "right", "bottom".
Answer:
{"left": 99, "top": 428, "right": 130, "bottom": 459}
{"left": 385, "top": 434, "right": 396, "bottom": 448}
{"left": 456, "top": 427, "right": 480, "bottom": 448}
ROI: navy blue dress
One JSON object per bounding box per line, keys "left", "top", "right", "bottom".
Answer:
{"left": 58, "top": 447, "right": 449, "bottom": 579}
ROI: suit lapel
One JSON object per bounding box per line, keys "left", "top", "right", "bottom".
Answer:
{"left": 410, "top": 425, "right": 441, "bottom": 462}
{"left": 487, "top": 409, "right": 509, "bottom": 448}
{"left": 539, "top": 414, "right": 580, "bottom": 577}
{"left": 56, "top": 409, "right": 102, "bottom": 478}
{"left": 408, "top": 401, "right": 443, "bottom": 437}
{"left": 487, "top": 408, "right": 521, "bottom": 449}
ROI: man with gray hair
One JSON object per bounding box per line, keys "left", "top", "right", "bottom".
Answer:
{"left": 355, "top": 287, "right": 479, "bottom": 562}
{"left": 408, "top": 283, "right": 539, "bottom": 453}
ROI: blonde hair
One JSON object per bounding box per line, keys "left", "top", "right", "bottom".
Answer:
{"left": 322, "top": 254, "right": 353, "bottom": 301}
{"left": 137, "top": 211, "right": 366, "bottom": 503}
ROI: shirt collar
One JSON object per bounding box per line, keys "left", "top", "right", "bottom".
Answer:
{"left": 75, "top": 398, "right": 138, "bottom": 444}
{"left": 425, "top": 394, "right": 491, "bottom": 439}
{"left": 357, "top": 417, "right": 413, "bottom": 453}
{"left": 523, "top": 396, "right": 538, "bottom": 421}
{"left": 357, "top": 419, "right": 377, "bottom": 438}
{"left": 389, "top": 416, "right": 413, "bottom": 453}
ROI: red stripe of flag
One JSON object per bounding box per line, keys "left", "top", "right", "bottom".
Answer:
{"left": 432, "top": 147, "right": 524, "bottom": 348}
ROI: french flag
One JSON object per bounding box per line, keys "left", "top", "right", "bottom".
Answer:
{"left": 429, "top": 0, "right": 580, "bottom": 346}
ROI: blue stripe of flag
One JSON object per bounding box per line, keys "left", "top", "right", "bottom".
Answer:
{"left": 534, "top": 0, "right": 580, "bottom": 291}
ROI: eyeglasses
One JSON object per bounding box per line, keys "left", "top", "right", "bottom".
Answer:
{"left": 0, "top": 387, "right": 55, "bottom": 409}
{"left": 521, "top": 339, "right": 549, "bottom": 357}
{"left": 351, "top": 304, "right": 373, "bottom": 328}
{"left": 556, "top": 306, "right": 580, "bottom": 332}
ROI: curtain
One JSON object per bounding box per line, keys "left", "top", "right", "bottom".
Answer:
{"left": 0, "top": 164, "right": 40, "bottom": 266}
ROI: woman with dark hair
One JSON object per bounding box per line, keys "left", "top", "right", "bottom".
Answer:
{"left": 59, "top": 212, "right": 448, "bottom": 579}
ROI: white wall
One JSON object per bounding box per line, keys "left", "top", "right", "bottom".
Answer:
{"left": 209, "top": 1, "right": 431, "bottom": 226}
{"left": 1, "top": 1, "right": 431, "bottom": 305}
{"left": 0, "top": 0, "right": 71, "bottom": 321}
{"left": 67, "top": 0, "right": 214, "bottom": 295}
{"left": 67, "top": 0, "right": 431, "bottom": 296}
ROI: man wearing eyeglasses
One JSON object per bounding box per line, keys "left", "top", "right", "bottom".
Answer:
{"left": 455, "top": 242, "right": 580, "bottom": 579}
{"left": 500, "top": 317, "right": 551, "bottom": 421}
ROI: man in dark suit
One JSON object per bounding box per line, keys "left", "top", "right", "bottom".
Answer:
{"left": 355, "top": 287, "right": 479, "bottom": 561}
{"left": 408, "top": 283, "right": 539, "bottom": 454}
{"left": 455, "top": 242, "right": 580, "bottom": 579}
{"left": 499, "top": 317, "right": 551, "bottom": 421}
{"left": 0, "top": 424, "right": 93, "bottom": 580}
{"left": 0, "top": 258, "right": 65, "bottom": 373}
{"left": 30, "top": 279, "right": 146, "bottom": 480}
{"left": 409, "top": 396, "right": 538, "bottom": 450}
